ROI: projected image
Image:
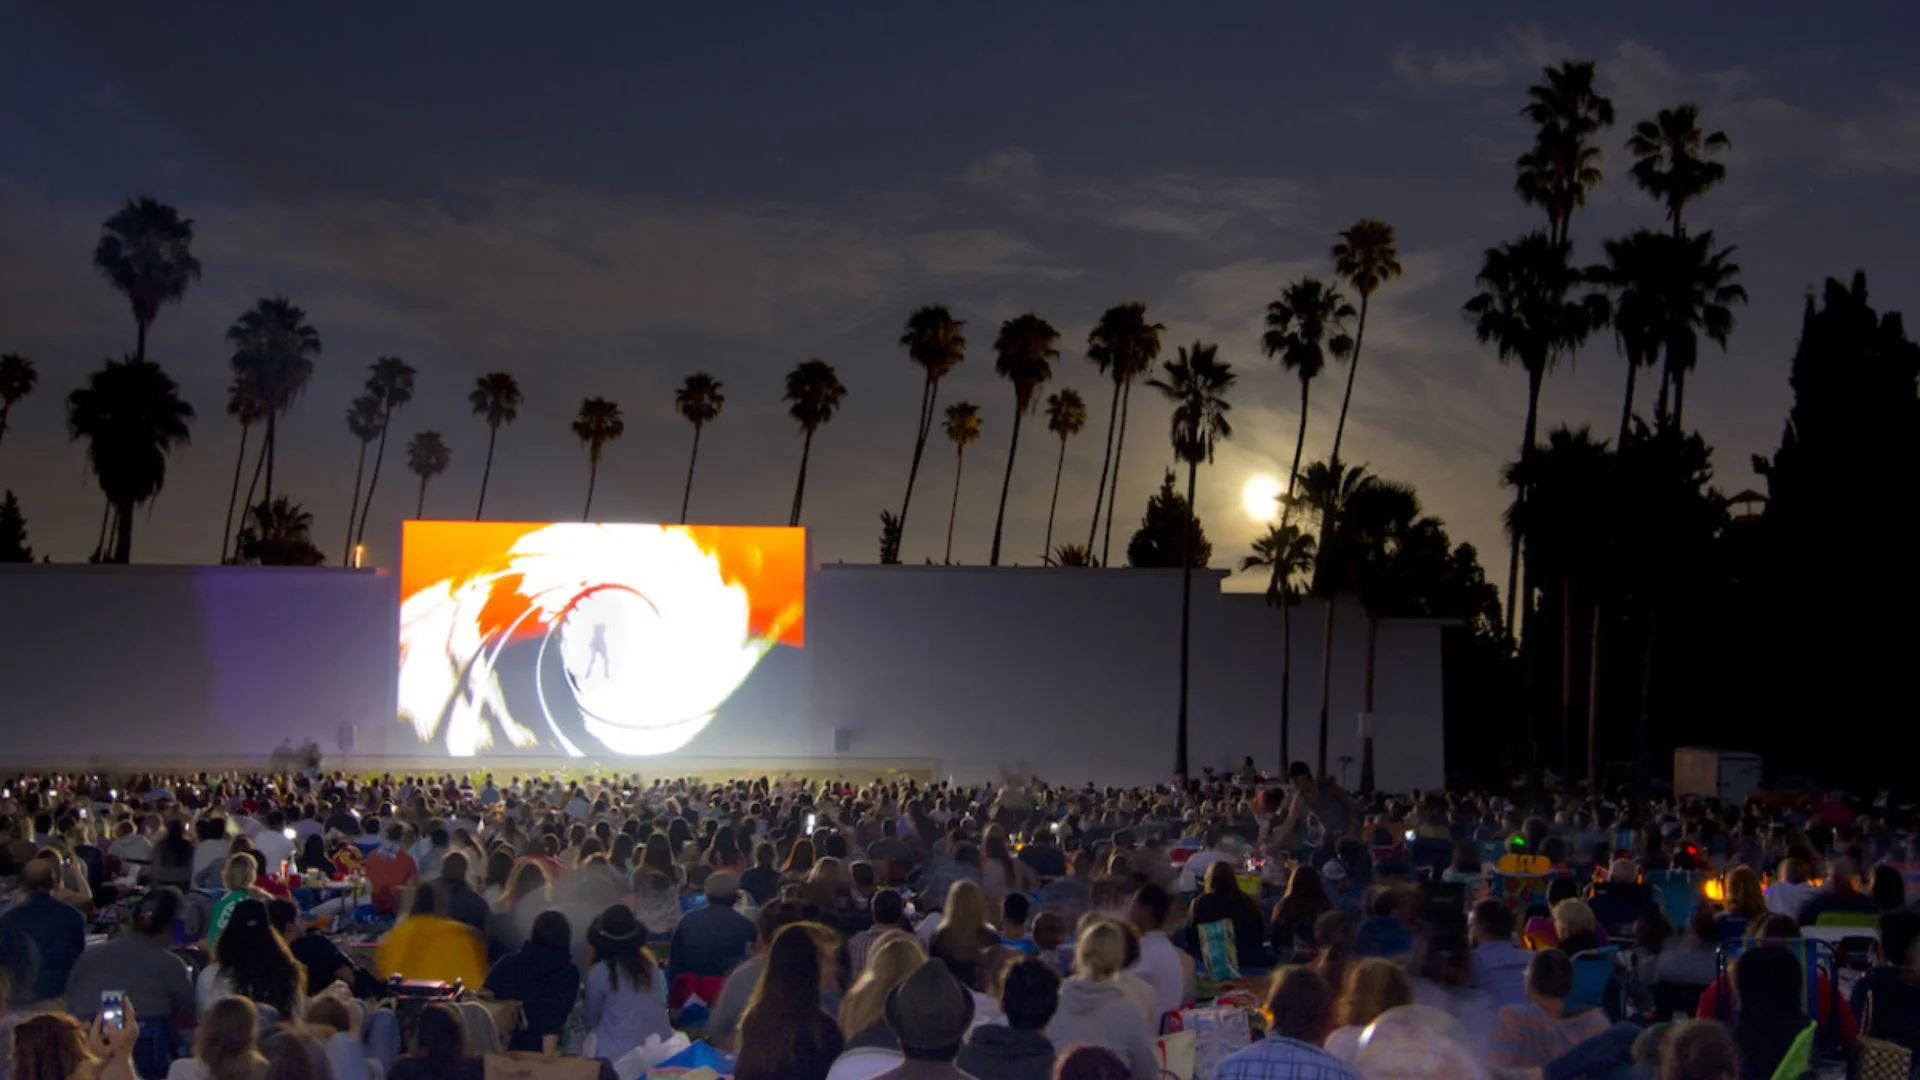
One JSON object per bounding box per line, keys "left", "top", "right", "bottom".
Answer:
{"left": 398, "top": 522, "right": 805, "bottom": 757}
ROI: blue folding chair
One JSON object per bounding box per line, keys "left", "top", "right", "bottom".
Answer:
{"left": 1713, "top": 938, "right": 1842, "bottom": 1056}
{"left": 1568, "top": 945, "right": 1622, "bottom": 1014}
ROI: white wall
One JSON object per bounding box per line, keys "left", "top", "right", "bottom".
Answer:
{"left": 0, "top": 563, "right": 1445, "bottom": 789}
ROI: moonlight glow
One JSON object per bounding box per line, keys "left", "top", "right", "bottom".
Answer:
{"left": 1241, "top": 474, "right": 1283, "bottom": 524}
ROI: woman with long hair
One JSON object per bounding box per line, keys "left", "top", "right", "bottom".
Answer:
{"left": 583, "top": 905, "right": 671, "bottom": 1063}
{"left": 1190, "top": 860, "right": 1268, "bottom": 971}
{"left": 931, "top": 880, "right": 1000, "bottom": 989}
{"left": 293, "top": 836, "right": 334, "bottom": 878}
{"left": 735, "top": 924, "right": 843, "bottom": 1080}
{"left": 209, "top": 899, "right": 305, "bottom": 1019}
{"left": 1323, "top": 957, "right": 1415, "bottom": 1062}
{"left": 387, "top": 1003, "right": 480, "bottom": 1080}
{"left": 1716, "top": 868, "right": 1767, "bottom": 940}
{"left": 783, "top": 837, "right": 817, "bottom": 880}
{"left": 837, "top": 934, "right": 925, "bottom": 1043}
{"left": 169, "top": 997, "right": 268, "bottom": 1080}
{"left": 484, "top": 910, "right": 581, "bottom": 1053}
{"left": 803, "top": 856, "right": 849, "bottom": 921}
{"left": 1730, "top": 946, "right": 1813, "bottom": 1080}
{"left": 979, "top": 825, "right": 1035, "bottom": 907}
{"left": 706, "top": 826, "right": 743, "bottom": 873}
{"left": 478, "top": 849, "right": 514, "bottom": 903}
{"left": 15, "top": 1010, "right": 137, "bottom": 1080}
{"left": 1271, "top": 864, "right": 1335, "bottom": 963}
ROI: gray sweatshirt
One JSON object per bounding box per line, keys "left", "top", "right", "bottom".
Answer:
{"left": 1044, "top": 979, "right": 1159, "bottom": 1080}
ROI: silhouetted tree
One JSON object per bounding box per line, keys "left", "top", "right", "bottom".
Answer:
{"left": 0, "top": 491, "right": 30, "bottom": 562}
{"left": 1126, "top": 471, "right": 1210, "bottom": 570}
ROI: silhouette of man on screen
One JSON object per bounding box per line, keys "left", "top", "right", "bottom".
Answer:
{"left": 586, "top": 621, "right": 611, "bottom": 679}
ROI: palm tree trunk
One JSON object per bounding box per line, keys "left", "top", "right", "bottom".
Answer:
{"left": 1588, "top": 598, "right": 1603, "bottom": 795}
{"left": 1635, "top": 607, "right": 1658, "bottom": 798}
{"left": 989, "top": 408, "right": 1026, "bottom": 566}
{"left": 475, "top": 424, "right": 499, "bottom": 519}
{"left": 1283, "top": 380, "right": 1312, "bottom": 521}
{"left": 1360, "top": 614, "right": 1378, "bottom": 795}
{"left": 343, "top": 441, "right": 370, "bottom": 566}
{"left": 112, "top": 496, "right": 134, "bottom": 564}
{"left": 790, "top": 429, "right": 815, "bottom": 527}
{"left": 1280, "top": 588, "right": 1293, "bottom": 771}
{"left": 355, "top": 420, "right": 393, "bottom": 548}
{"left": 1561, "top": 576, "right": 1576, "bottom": 790}
{"left": 1042, "top": 437, "right": 1067, "bottom": 562}
{"left": 1653, "top": 365, "right": 1672, "bottom": 431}
{"left": 93, "top": 499, "right": 112, "bottom": 562}
{"left": 0, "top": 405, "right": 11, "bottom": 449}
{"left": 1100, "top": 379, "right": 1134, "bottom": 566}
{"left": 1329, "top": 293, "right": 1370, "bottom": 467}
{"left": 220, "top": 425, "right": 251, "bottom": 563}
{"left": 1671, "top": 370, "right": 1688, "bottom": 433}
{"left": 945, "top": 449, "right": 965, "bottom": 564}
{"left": 135, "top": 318, "right": 149, "bottom": 368}
{"left": 1086, "top": 376, "right": 1123, "bottom": 554}
{"left": 416, "top": 473, "right": 429, "bottom": 519}
{"left": 1505, "top": 367, "right": 1544, "bottom": 640}
{"left": 1618, "top": 356, "right": 1639, "bottom": 449}
{"left": 1175, "top": 457, "right": 1198, "bottom": 780}
{"left": 263, "top": 411, "right": 279, "bottom": 509}
{"left": 235, "top": 436, "right": 267, "bottom": 557}
{"left": 583, "top": 455, "right": 599, "bottom": 521}
{"left": 897, "top": 377, "right": 937, "bottom": 557}
{"left": 680, "top": 425, "right": 703, "bottom": 524}
{"left": 1316, "top": 594, "right": 1337, "bottom": 778}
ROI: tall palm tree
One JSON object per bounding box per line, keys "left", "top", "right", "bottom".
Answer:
{"left": 225, "top": 297, "right": 321, "bottom": 508}
{"left": 989, "top": 313, "right": 1060, "bottom": 566}
{"left": 1599, "top": 230, "right": 1673, "bottom": 446}
{"left": 674, "top": 373, "right": 725, "bottom": 524}
{"left": 1294, "top": 459, "right": 1376, "bottom": 777}
{"left": 1463, "top": 232, "right": 1602, "bottom": 635}
{"left": 1342, "top": 479, "right": 1424, "bottom": 793}
{"left": 0, "top": 354, "right": 37, "bottom": 451}
{"left": 784, "top": 359, "right": 847, "bottom": 527}
{"left": 468, "top": 372, "right": 522, "bottom": 519}
{"left": 1328, "top": 220, "right": 1404, "bottom": 466}
{"left": 1515, "top": 61, "right": 1616, "bottom": 248}
{"left": 219, "top": 372, "right": 267, "bottom": 563}
{"left": 897, "top": 306, "right": 966, "bottom": 557}
{"left": 1085, "top": 302, "right": 1165, "bottom": 565}
{"left": 1262, "top": 279, "right": 1355, "bottom": 512}
{"left": 1041, "top": 388, "right": 1087, "bottom": 561}
{"left": 353, "top": 356, "right": 417, "bottom": 550}
{"left": 65, "top": 355, "right": 195, "bottom": 563}
{"left": 234, "top": 497, "right": 326, "bottom": 566}
{"left": 407, "top": 430, "right": 452, "bottom": 518}
{"left": 1147, "top": 341, "right": 1236, "bottom": 779}
{"left": 572, "top": 397, "right": 625, "bottom": 520}
{"left": 940, "top": 401, "right": 983, "bottom": 564}
{"left": 1659, "top": 232, "right": 1747, "bottom": 431}
{"left": 1626, "top": 104, "right": 1731, "bottom": 238}
{"left": 342, "top": 394, "right": 384, "bottom": 565}
{"left": 92, "top": 197, "right": 201, "bottom": 367}
{"left": 1242, "top": 523, "right": 1316, "bottom": 770}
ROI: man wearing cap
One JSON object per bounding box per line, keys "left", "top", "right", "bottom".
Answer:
{"left": 667, "top": 871, "right": 758, "bottom": 985}
{"left": 866, "top": 959, "right": 978, "bottom": 1080}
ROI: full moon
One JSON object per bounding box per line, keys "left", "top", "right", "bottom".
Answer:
{"left": 1241, "top": 474, "right": 1284, "bottom": 524}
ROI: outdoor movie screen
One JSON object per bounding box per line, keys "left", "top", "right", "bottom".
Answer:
{"left": 398, "top": 522, "right": 805, "bottom": 758}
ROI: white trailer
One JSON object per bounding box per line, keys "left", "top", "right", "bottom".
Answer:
{"left": 1674, "top": 747, "right": 1765, "bottom": 803}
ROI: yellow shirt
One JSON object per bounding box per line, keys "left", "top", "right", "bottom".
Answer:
{"left": 374, "top": 914, "right": 487, "bottom": 988}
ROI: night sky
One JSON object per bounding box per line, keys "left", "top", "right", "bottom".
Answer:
{"left": 3, "top": 4, "right": 1915, "bottom": 588}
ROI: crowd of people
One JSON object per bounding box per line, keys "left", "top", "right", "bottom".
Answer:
{"left": 0, "top": 761, "right": 1913, "bottom": 1080}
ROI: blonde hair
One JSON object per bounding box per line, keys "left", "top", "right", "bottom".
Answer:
{"left": 1338, "top": 957, "right": 1415, "bottom": 1028}
{"left": 222, "top": 852, "right": 258, "bottom": 892}
{"left": 939, "top": 879, "right": 991, "bottom": 943}
{"left": 1074, "top": 919, "right": 1128, "bottom": 980}
{"left": 1724, "top": 867, "right": 1766, "bottom": 921}
{"left": 837, "top": 934, "right": 925, "bottom": 1038}
{"left": 197, "top": 996, "right": 268, "bottom": 1080}
{"left": 1553, "top": 898, "right": 1597, "bottom": 939}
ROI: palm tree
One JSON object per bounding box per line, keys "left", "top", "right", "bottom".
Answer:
{"left": 225, "top": 297, "right": 321, "bottom": 508}
{"left": 784, "top": 359, "right": 847, "bottom": 527}
{"left": 92, "top": 197, "right": 201, "bottom": 367}
{"left": 235, "top": 496, "right": 326, "bottom": 566}
{"left": 65, "top": 355, "right": 195, "bottom": 563}
{"left": 353, "top": 356, "right": 417, "bottom": 550}
{"left": 675, "top": 373, "right": 725, "bottom": 524}
{"left": 1242, "top": 523, "right": 1316, "bottom": 770}
{"left": 1463, "top": 232, "right": 1602, "bottom": 635}
{"left": 1294, "top": 459, "right": 1376, "bottom": 777}
{"left": 1050, "top": 543, "right": 1096, "bottom": 567}
{"left": 1599, "top": 230, "right": 1673, "bottom": 446}
{"left": 989, "top": 314, "right": 1060, "bottom": 566}
{"left": 0, "top": 354, "right": 37, "bottom": 451}
{"left": 572, "top": 397, "right": 625, "bottom": 520}
{"left": 1085, "top": 302, "right": 1165, "bottom": 565}
{"left": 1626, "top": 104, "right": 1731, "bottom": 238}
{"left": 1658, "top": 232, "right": 1747, "bottom": 431}
{"left": 1342, "top": 479, "right": 1424, "bottom": 793}
{"left": 1262, "top": 279, "right": 1355, "bottom": 512}
{"left": 342, "top": 394, "right": 384, "bottom": 565}
{"left": 1515, "top": 61, "right": 1616, "bottom": 247}
{"left": 1041, "top": 388, "right": 1087, "bottom": 560}
{"left": 1328, "top": 220, "right": 1404, "bottom": 466}
{"left": 1147, "top": 341, "right": 1236, "bottom": 779}
{"left": 897, "top": 306, "right": 967, "bottom": 558}
{"left": 469, "top": 372, "right": 522, "bottom": 519}
{"left": 219, "top": 372, "right": 267, "bottom": 563}
{"left": 940, "top": 401, "right": 983, "bottom": 564}
{"left": 407, "top": 430, "right": 452, "bottom": 518}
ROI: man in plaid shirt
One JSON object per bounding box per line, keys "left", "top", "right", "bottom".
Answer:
{"left": 1215, "top": 966, "right": 1359, "bottom": 1080}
